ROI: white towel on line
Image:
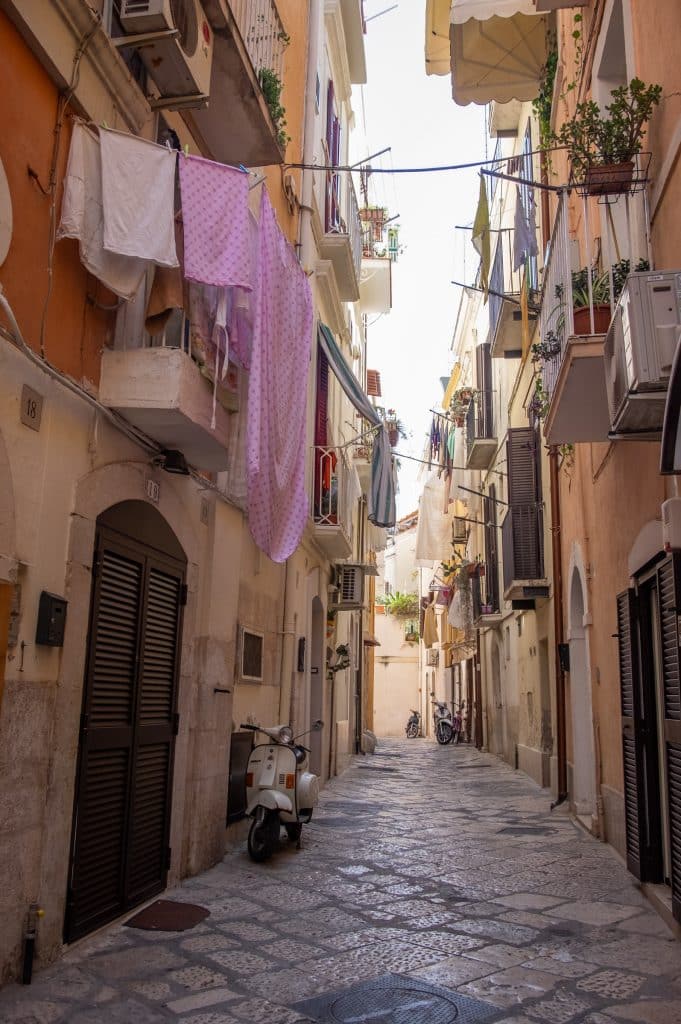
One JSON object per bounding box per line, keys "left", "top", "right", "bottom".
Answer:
{"left": 99, "top": 128, "right": 179, "bottom": 268}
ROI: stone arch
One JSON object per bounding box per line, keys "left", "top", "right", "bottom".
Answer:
{"left": 567, "top": 556, "right": 596, "bottom": 818}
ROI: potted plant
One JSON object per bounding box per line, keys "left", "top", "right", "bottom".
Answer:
{"left": 384, "top": 409, "right": 406, "bottom": 447}
{"left": 553, "top": 78, "right": 661, "bottom": 195}
{"left": 572, "top": 267, "right": 612, "bottom": 334}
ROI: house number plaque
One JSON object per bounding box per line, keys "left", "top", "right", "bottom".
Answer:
{"left": 20, "top": 385, "right": 43, "bottom": 431}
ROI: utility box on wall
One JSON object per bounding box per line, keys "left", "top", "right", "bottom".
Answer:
{"left": 35, "top": 591, "right": 68, "bottom": 647}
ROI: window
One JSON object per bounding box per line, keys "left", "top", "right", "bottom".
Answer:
{"left": 240, "top": 628, "right": 264, "bottom": 681}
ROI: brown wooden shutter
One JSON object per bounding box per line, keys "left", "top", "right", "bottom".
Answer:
{"left": 126, "top": 561, "right": 183, "bottom": 905}
{"left": 476, "top": 343, "right": 493, "bottom": 437}
{"left": 484, "top": 485, "right": 499, "bottom": 612}
{"left": 67, "top": 540, "right": 144, "bottom": 939}
{"left": 657, "top": 557, "right": 681, "bottom": 922}
{"left": 507, "top": 427, "right": 538, "bottom": 504}
{"left": 617, "top": 588, "right": 646, "bottom": 880}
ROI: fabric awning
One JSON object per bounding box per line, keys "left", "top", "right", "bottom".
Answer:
{"left": 449, "top": 0, "right": 549, "bottom": 105}
{"left": 425, "top": 0, "right": 452, "bottom": 76}
{"left": 318, "top": 324, "right": 396, "bottom": 529}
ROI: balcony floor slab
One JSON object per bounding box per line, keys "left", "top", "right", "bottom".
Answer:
{"left": 544, "top": 334, "right": 611, "bottom": 446}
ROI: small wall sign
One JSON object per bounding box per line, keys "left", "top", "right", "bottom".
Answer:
{"left": 20, "top": 385, "right": 43, "bottom": 431}
{"left": 145, "top": 477, "right": 160, "bottom": 503}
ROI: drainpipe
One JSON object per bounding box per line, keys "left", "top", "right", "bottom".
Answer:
{"left": 549, "top": 447, "right": 568, "bottom": 807}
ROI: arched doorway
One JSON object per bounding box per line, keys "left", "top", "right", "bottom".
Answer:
{"left": 308, "top": 596, "right": 324, "bottom": 777}
{"left": 568, "top": 567, "right": 595, "bottom": 816}
{"left": 65, "top": 501, "right": 186, "bottom": 942}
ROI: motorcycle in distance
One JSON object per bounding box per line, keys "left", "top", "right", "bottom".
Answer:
{"left": 431, "top": 693, "right": 454, "bottom": 745}
{"left": 405, "top": 708, "right": 421, "bottom": 738}
{"left": 241, "top": 720, "right": 323, "bottom": 862}
{"left": 452, "top": 702, "right": 464, "bottom": 743}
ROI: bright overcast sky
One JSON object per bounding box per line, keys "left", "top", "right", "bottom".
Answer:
{"left": 355, "top": 1, "right": 487, "bottom": 518}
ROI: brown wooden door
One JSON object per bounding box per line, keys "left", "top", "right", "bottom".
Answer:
{"left": 65, "top": 526, "right": 184, "bottom": 941}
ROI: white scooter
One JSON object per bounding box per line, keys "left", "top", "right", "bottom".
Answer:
{"left": 241, "top": 721, "right": 323, "bottom": 862}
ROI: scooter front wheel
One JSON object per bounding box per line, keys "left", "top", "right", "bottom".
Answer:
{"left": 248, "top": 811, "right": 279, "bottom": 862}
{"left": 406, "top": 722, "right": 419, "bottom": 738}
{"left": 436, "top": 720, "right": 453, "bottom": 745}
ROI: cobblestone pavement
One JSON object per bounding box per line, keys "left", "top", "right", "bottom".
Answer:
{"left": 2, "top": 740, "right": 681, "bottom": 1023}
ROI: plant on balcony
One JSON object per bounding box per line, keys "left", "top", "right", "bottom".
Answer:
{"left": 531, "top": 330, "right": 562, "bottom": 363}
{"left": 404, "top": 620, "right": 420, "bottom": 643}
{"left": 553, "top": 78, "right": 662, "bottom": 195}
{"left": 571, "top": 258, "right": 650, "bottom": 333}
{"left": 449, "top": 387, "right": 477, "bottom": 426}
{"left": 383, "top": 591, "right": 420, "bottom": 617}
{"left": 528, "top": 376, "right": 550, "bottom": 420}
{"left": 258, "top": 67, "right": 291, "bottom": 149}
{"left": 384, "top": 409, "right": 406, "bottom": 447}
{"left": 612, "top": 257, "right": 651, "bottom": 302}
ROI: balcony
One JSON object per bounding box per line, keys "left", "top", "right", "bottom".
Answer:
{"left": 540, "top": 193, "right": 612, "bottom": 446}
{"left": 501, "top": 505, "right": 548, "bottom": 602}
{"left": 311, "top": 447, "right": 354, "bottom": 559}
{"left": 465, "top": 393, "right": 497, "bottom": 470}
{"left": 472, "top": 572, "right": 504, "bottom": 627}
{"left": 351, "top": 442, "right": 373, "bottom": 492}
{"left": 187, "top": 0, "right": 287, "bottom": 166}
{"left": 319, "top": 175, "right": 363, "bottom": 301}
{"left": 99, "top": 343, "right": 232, "bottom": 471}
{"left": 489, "top": 237, "right": 525, "bottom": 358}
{"left": 359, "top": 257, "right": 392, "bottom": 313}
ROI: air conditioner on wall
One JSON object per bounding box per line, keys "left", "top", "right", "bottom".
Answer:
{"left": 603, "top": 270, "right": 681, "bottom": 436}
{"left": 330, "top": 564, "right": 365, "bottom": 611}
{"left": 120, "top": 0, "right": 213, "bottom": 105}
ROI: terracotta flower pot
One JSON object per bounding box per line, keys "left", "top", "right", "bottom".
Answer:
{"left": 583, "top": 160, "right": 634, "bottom": 196}
{"left": 573, "top": 304, "right": 613, "bottom": 335}
{"left": 387, "top": 428, "right": 399, "bottom": 447}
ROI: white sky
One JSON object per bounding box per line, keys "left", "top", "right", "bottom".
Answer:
{"left": 355, "top": 1, "right": 487, "bottom": 517}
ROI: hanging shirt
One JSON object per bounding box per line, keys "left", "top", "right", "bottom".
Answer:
{"left": 178, "top": 154, "right": 252, "bottom": 289}
{"left": 57, "top": 122, "right": 147, "bottom": 300}
{"left": 423, "top": 602, "right": 439, "bottom": 649}
{"left": 247, "top": 190, "right": 313, "bottom": 562}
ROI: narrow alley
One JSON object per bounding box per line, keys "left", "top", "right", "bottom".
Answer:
{"left": 1, "top": 740, "right": 679, "bottom": 1024}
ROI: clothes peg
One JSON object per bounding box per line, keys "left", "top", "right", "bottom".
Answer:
{"left": 238, "top": 164, "right": 248, "bottom": 174}
{"left": 101, "top": 121, "right": 109, "bottom": 130}
{"left": 183, "top": 144, "right": 189, "bottom": 156}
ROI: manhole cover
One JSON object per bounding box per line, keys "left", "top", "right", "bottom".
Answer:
{"left": 294, "top": 973, "right": 495, "bottom": 1024}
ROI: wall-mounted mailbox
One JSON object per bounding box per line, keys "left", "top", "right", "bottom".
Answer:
{"left": 35, "top": 591, "right": 68, "bottom": 647}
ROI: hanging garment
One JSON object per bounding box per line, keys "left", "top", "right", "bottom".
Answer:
{"left": 247, "top": 190, "right": 313, "bottom": 562}
{"left": 99, "top": 128, "right": 178, "bottom": 267}
{"left": 472, "top": 174, "right": 491, "bottom": 300}
{"left": 178, "top": 154, "right": 252, "bottom": 289}
{"left": 513, "top": 185, "right": 538, "bottom": 272}
{"left": 317, "top": 323, "right": 396, "bottom": 529}
{"left": 415, "top": 472, "right": 452, "bottom": 565}
{"left": 423, "top": 602, "right": 439, "bottom": 649}
{"left": 145, "top": 220, "right": 185, "bottom": 334}
{"left": 57, "top": 122, "right": 147, "bottom": 300}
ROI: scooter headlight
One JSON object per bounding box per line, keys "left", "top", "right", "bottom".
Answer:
{"left": 278, "top": 726, "right": 294, "bottom": 744}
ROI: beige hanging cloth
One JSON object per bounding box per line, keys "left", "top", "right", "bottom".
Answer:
{"left": 423, "top": 602, "right": 439, "bottom": 649}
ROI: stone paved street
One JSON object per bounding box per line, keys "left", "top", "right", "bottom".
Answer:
{"left": 1, "top": 740, "right": 681, "bottom": 1023}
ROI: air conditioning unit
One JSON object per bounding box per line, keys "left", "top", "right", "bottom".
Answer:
{"left": 120, "top": 0, "right": 213, "bottom": 104}
{"left": 603, "top": 270, "right": 681, "bottom": 436}
{"left": 331, "top": 563, "right": 365, "bottom": 611}
{"left": 426, "top": 649, "right": 439, "bottom": 667}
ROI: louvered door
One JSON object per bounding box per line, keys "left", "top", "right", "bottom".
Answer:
{"left": 66, "top": 529, "right": 183, "bottom": 941}
{"left": 616, "top": 588, "right": 647, "bottom": 879}
{"left": 656, "top": 557, "right": 681, "bottom": 922}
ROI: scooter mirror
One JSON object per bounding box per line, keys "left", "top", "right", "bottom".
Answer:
{"left": 313, "top": 719, "right": 324, "bottom": 730}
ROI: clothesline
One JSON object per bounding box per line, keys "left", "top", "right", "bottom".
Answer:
{"left": 394, "top": 448, "right": 507, "bottom": 476}
{"left": 282, "top": 144, "right": 567, "bottom": 176}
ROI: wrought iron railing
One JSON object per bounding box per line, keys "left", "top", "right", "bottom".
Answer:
{"left": 311, "top": 446, "right": 353, "bottom": 533}
{"left": 465, "top": 393, "right": 495, "bottom": 460}
{"left": 231, "top": 0, "right": 287, "bottom": 81}
{"left": 539, "top": 192, "right": 574, "bottom": 401}
{"left": 502, "top": 504, "right": 544, "bottom": 589}
{"left": 488, "top": 232, "right": 523, "bottom": 340}
{"left": 324, "top": 173, "right": 362, "bottom": 285}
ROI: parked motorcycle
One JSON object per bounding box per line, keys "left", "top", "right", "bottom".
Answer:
{"left": 405, "top": 708, "right": 421, "bottom": 738}
{"left": 452, "top": 703, "right": 463, "bottom": 744}
{"left": 431, "top": 694, "right": 453, "bottom": 745}
{"left": 241, "top": 720, "right": 323, "bottom": 862}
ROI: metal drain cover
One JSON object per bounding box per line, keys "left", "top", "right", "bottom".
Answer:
{"left": 293, "top": 973, "right": 496, "bottom": 1024}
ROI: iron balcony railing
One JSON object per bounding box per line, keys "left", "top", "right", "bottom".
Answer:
{"left": 465, "top": 392, "right": 494, "bottom": 458}
{"left": 489, "top": 233, "right": 523, "bottom": 341}
{"left": 325, "top": 173, "right": 363, "bottom": 284}
{"left": 539, "top": 192, "right": 575, "bottom": 401}
{"left": 502, "top": 504, "right": 544, "bottom": 590}
{"left": 231, "top": 0, "right": 288, "bottom": 81}
{"left": 311, "top": 445, "right": 353, "bottom": 533}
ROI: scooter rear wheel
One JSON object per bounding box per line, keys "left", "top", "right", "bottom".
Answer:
{"left": 436, "top": 720, "right": 453, "bottom": 745}
{"left": 248, "top": 811, "right": 279, "bottom": 862}
{"left": 406, "top": 722, "right": 419, "bottom": 738}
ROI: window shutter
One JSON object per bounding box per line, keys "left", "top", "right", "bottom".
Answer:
{"left": 484, "top": 485, "right": 499, "bottom": 612}
{"left": 616, "top": 587, "right": 649, "bottom": 880}
{"left": 366, "top": 369, "right": 382, "bottom": 397}
{"left": 506, "top": 427, "right": 538, "bottom": 505}
{"left": 657, "top": 557, "right": 681, "bottom": 922}
{"left": 476, "top": 343, "right": 493, "bottom": 437}
{"left": 315, "top": 347, "right": 329, "bottom": 446}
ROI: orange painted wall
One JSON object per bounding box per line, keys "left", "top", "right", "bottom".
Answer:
{"left": 263, "top": 0, "right": 308, "bottom": 246}
{"left": 0, "top": 13, "right": 114, "bottom": 386}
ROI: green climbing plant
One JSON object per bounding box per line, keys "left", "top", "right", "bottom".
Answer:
{"left": 258, "top": 67, "right": 291, "bottom": 149}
